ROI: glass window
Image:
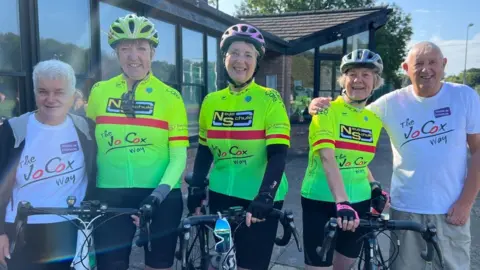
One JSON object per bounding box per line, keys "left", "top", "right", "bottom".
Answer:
{"left": 0, "top": 0, "right": 21, "bottom": 72}
{"left": 207, "top": 36, "right": 218, "bottom": 92}
{"left": 182, "top": 85, "right": 202, "bottom": 137}
{"left": 0, "top": 77, "right": 20, "bottom": 118}
{"left": 38, "top": 0, "right": 91, "bottom": 74}
{"left": 318, "top": 91, "right": 332, "bottom": 98}
{"left": 150, "top": 18, "right": 176, "bottom": 84}
{"left": 320, "top": 61, "right": 333, "bottom": 91}
{"left": 182, "top": 28, "right": 204, "bottom": 85}
{"left": 334, "top": 61, "right": 342, "bottom": 90}
{"left": 99, "top": 2, "right": 133, "bottom": 80}
{"left": 319, "top": 39, "right": 343, "bottom": 54}
{"left": 347, "top": 31, "right": 369, "bottom": 52}
{"left": 291, "top": 49, "right": 314, "bottom": 99}
{"left": 266, "top": 75, "right": 277, "bottom": 89}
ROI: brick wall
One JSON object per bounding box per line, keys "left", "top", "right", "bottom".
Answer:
{"left": 255, "top": 51, "right": 293, "bottom": 115}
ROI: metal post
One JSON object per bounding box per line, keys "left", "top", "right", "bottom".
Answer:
{"left": 463, "top": 23, "right": 474, "bottom": 85}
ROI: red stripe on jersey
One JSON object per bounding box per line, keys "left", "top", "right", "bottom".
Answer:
{"left": 207, "top": 130, "right": 266, "bottom": 140}
{"left": 313, "top": 139, "right": 335, "bottom": 147}
{"left": 335, "top": 141, "right": 376, "bottom": 153}
{"left": 266, "top": 134, "right": 290, "bottom": 140}
{"left": 96, "top": 116, "right": 168, "bottom": 130}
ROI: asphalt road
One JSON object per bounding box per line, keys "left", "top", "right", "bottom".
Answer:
{"left": 128, "top": 125, "right": 480, "bottom": 269}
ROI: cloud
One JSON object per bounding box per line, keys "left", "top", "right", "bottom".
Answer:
{"left": 408, "top": 33, "right": 480, "bottom": 76}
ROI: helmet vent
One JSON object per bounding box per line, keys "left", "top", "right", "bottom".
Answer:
{"left": 129, "top": 21, "right": 135, "bottom": 33}
{"left": 112, "top": 26, "right": 124, "bottom": 34}
{"left": 232, "top": 26, "right": 238, "bottom": 31}
{"left": 241, "top": 25, "right": 248, "bottom": 32}
{"left": 141, "top": 25, "right": 152, "bottom": 33}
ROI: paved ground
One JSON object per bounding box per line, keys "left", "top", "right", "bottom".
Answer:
{"left": 129, "top": 124, "right": 480, "bottom": 269}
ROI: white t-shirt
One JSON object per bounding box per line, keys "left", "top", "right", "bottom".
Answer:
{"left": 368, "top": 82, "right": 480, "bottom": 214}
{"left": 5, "top": 114, "right": 88, "bottom": 223}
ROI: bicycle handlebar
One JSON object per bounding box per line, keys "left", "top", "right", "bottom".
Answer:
{"left": 10, "top": 196, "right": 153, "bottom": 255}
{"left": 317, "top": 217, "right": 444, "bottom": 267}
{"left": 180, "top": 206, "right": 302, "bottom": 251}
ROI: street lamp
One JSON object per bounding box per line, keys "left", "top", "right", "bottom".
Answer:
{"left": 463, "top": 23, "right": 474, "bottom": 84}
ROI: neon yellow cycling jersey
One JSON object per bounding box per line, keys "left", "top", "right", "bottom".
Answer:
{"left": 86, "top": 74, "right": 189, "bottom": 188}
{"left": 301, "top": 96, "right": 382, "bottom": 203}
{"left": 199, "top": 82, "right": 290, "bottom": 201}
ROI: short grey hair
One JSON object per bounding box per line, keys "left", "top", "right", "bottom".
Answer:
{"left": 32, "top": 59, "right": 76, "bottom": 96}
{"left": 337, "top": 72, "right": 385, "bottom": 91}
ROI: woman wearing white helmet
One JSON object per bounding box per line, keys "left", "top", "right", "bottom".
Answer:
{"left": 301, "top": 49, "right": 390, "bottom": 269}
{"left": 86, "top": 14, "right": 189, "bottom": 270}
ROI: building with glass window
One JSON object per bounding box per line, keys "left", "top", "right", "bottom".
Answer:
{"left": 0, "top": 0, "right": 391, "bottom": 138}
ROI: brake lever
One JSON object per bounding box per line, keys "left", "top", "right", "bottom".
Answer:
{"left": 316, "top": 218, "right": 337, "bottom": 262}
{"left": 285, "top": 210, "right": 303, "bottom": 252}
{"left": 420, "top": 223, "right": 439, "bottom": 265}
{"left": 135, "top": 204, "right": 153, "bottom": 251}
{"left": 10, "top": 201, "right": 31, "bottom": 255}
{"left": 273, "top": 210, "right": 292, "bottom": 247}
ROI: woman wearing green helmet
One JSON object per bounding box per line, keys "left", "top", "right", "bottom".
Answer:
{"left": 86, "top": 14, "right": 189, "bottom": 270}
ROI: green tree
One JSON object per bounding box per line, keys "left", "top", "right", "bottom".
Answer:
{"left": 235, "top": 0, "right": 413, "bottom": 89}
{"left": 375, "top": 3, "right": 412, "bottom": 89}
{"left": 445, "top": 68, "right": 480, "bottom": 88}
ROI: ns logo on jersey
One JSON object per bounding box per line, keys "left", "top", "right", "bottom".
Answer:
{"left": 212, "top": 110, "right": 254, "bottom": 127}
{"left": 106, "top": 98, "right": 155, "bottom": 115}
{"left": 340, "top": 124, "right": 373, "bottom": 143}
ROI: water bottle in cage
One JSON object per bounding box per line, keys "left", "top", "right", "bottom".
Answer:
{"left": 211, "top": 217, "right": 236, "bottom": 270}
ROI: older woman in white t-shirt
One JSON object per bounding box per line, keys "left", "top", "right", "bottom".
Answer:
{"left": 0, "top": 59, "right": 97, "bottom": 269}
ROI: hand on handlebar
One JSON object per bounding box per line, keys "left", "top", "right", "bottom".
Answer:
{"left": 0, "top": 234, "right": 10, "bottom": 266}
{"left": 246, "top": 193, "right": 274, "bottom": 227}
{"left": 370, "top": 182, "right": 390, "bottom": 214}
{"left": 336, "top": 202, "right": 360, "bottom": 232}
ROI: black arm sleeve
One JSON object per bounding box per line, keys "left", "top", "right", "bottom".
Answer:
{"left": 258, "top": 144, "right": 288, "bottom": 198}
{"left": 0, "top": 122, "right": 15, "bottom": 234}
{"left": 191, "top": 144, "right": 214, "bottom": 188}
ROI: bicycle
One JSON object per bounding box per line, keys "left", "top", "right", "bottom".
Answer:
{"left": 317, "top": 213, "right": 444, "bottom": 270}
{"left": 9, "top": 196, "right": 153, "bottom": 270}
{"left": 176, "top": 205, "right": 303, "bottom": 270}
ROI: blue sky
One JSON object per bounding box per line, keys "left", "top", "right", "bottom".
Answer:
{"left": 218, "top": 0, "right": 480, "bottom": 75}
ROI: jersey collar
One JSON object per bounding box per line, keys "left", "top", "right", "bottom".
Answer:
{"left": 337, "top": 95, "right": 364, "bottom": 112}
{"left": 228, "top": 81, "right": 256, "bottom": 96}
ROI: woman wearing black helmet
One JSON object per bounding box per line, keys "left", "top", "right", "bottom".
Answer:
{"left": 187, "top": 23, "right": 291, "bottom": 270}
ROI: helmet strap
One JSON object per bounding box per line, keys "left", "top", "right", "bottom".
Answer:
{"left": 342, "top": 89, "right": 373, "bottom": 105}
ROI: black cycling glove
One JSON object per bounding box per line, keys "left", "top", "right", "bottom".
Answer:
{"left": 370, "top": 182, "right": 390, "bottom": 214}
{"left": 247, "top": 192, "right": 274, "bottom": 220}
{"left": 336, "top": 201, "right": 359, "bottom": 221}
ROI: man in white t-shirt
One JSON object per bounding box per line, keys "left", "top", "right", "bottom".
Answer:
{"left": 307, "top": 42, "right": 480, "bottom": 269}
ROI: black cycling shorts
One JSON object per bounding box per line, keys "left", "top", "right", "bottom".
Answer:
{"left": 208, "top": 191, "right": 283, "bottom": 270}
{"left": 92, "top": 188, "right": 183, "bottom": 270}
{"left": 5, "top": 221, "right": 77, "bottom": 270}
{"left": 302, "top": 197, "right": 371, "bottom": 267}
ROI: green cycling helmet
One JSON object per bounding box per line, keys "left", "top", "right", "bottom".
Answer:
{"left": 108, "top": 14, "right": 159, "bottom": 48}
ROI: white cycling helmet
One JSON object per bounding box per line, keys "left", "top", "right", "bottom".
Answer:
{"left": 340, "top": 49, "right": 383, "bottom": 74}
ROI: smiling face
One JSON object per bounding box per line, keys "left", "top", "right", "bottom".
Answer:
{"left": 35, "top": 78, "right": 74, "bottom": 123}
{"left": 344, "top": 67, "right": 375, "bottom": 101}
{"left": 403, "top": 43, "right": 447, "bottom": 97}
{"left": 225, "top": 41, "right": 257, "bottom": 85}
{"left": 117, "top": 39, "right": 154, "bottom": 81}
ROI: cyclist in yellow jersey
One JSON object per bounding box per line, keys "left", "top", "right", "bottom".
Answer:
{"left": 187, "top": 23, "right": 291, "bottom": 270}
{"left": 86, "top": 14, "right": 189, "bottom": 270}
{"left": 301, "top": 49, "right": 390, "bottom": 270}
